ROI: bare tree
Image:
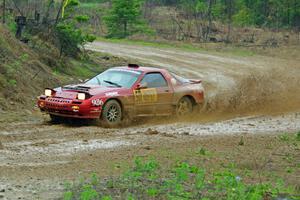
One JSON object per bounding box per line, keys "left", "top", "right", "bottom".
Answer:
{"left": 43, "top": 0, "right": 54, "bottom": 25}
{"left": 11, "top": 0, "right": 24, "bottom": 16}
{"left": 2, "top": 0, "right": 5, "bottom": 24}
{"left": 55, "top": 0, "right": 65, "bottom": 25}
{"left": 226, "top": 0, "right": 233, "bottom": 42}
{"left": 205, "top": 0, "right": 213, "bottom": 41}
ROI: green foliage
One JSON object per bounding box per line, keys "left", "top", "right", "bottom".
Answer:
{"left": 55, "top": 1, "right": 96, "bottom": 57}
{"left": 100, "top": 196, "right": 112, "bottom": 200}
{"left": 63, "top": 158, "right": 295, "bottom": 200}
{"left": 178, "top": 0, "right": 300, "bottom": 29}
{"left": 20, "top": 53, "right": 29, "bottom": 62}
{"left": 80, "top": 184, "right": 98, "bottom": 200}
{"left": 233, "top": 7, "right": 253, "bottom": 26}
{"left": 278, "top": 134, "right": 290, "bottom": 142}
{"left": 75, "top": 15, "right": 90, "bottom": 23}
{"left": 8, "top": 79, "right": 17, "bottom": 87}
{"left": 104, "top": 0, "right": 150, "bottom": 38}
{"left": 296, "top": 131, "right": 300, "bottom": 141}
{"left": 63, "top": 191, "right": 73, "bottom": 200}
{"left": 211, "top": 1, "right": 227, "bottom": 21}
{"left": 55, "top": 23, "right": 94, "bottom": 56}
{"left": 196, "top": 0, "right": 208, "bottom": 13}
{"left": 62, "top": 0, "right": 80, "bottom": 18}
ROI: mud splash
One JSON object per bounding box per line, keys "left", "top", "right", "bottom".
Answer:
{"left": 87, "top": 41, "right": 300, "bottom": 118}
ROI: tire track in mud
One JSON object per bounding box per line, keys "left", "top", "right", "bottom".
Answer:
{"left": 1, "top": 112, "right": 299, "bottom": 167}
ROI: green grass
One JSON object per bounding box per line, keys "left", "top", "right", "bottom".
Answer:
{"left": 71, "top": 63, "right": 95, "bottom": 78}
{"left": 97, "top": 37, "right": 205, "bottom": 51}
{"left": 63, "top": 158, "right": 297, "bottom": 200}
{"left": 278, "top": 132, "right": 300, "bottom": 143}
{"left": 96, "top": 37, "right": 256, "bottom": 57}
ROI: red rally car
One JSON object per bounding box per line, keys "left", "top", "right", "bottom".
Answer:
{"left": 38, "top": 64, "right": 204, "bottom": 127}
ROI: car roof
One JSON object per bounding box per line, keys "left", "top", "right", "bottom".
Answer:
{"left": 114, "top": 66, "right": 168, "bottom": 73}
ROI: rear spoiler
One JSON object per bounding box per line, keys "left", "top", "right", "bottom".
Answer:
{"left": 189, "top": 79, "right": 202, "bottom": 84}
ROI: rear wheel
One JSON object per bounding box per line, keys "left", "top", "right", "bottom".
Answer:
{"left": 176, "top": 97, "right": 193, "bottom": 117}
{"left": 101, "top": 100, "right": 122, "bottom": 127}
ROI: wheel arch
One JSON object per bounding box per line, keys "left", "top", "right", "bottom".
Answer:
{"left": 180, "top": 95, "right": 197, "bottom": 106}
{"left": 103, "top": 98, "right": 123, "bottom": 109}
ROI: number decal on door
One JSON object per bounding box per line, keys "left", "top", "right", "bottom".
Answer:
{"left": 134, "top": 88, "right": 157, "bottom": 104}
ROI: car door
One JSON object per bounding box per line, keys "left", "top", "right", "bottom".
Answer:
{"left": 134, "top": 72, "right": 173, "bottom": 116}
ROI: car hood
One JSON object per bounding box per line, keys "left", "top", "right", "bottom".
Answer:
{"left": 54, "top": 84, "right": 125, "bottom": 99}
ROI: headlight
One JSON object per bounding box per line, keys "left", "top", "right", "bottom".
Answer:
{"left": 45, "top": 89, "right": 52, "bottom": 96}
{"left": 77, "top": 93, "right": 86, "bottom": 100}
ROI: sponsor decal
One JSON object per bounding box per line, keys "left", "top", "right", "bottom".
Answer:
{"left": 134, "top": 88, "right": 158, "bottom": 104}
{"left": 92, "top": 99, "right": 104, "bottom": 106}
{"left": 105, "top": 92, "right": 119, "bottom": 97}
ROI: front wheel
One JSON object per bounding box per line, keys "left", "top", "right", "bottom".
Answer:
{"left": 101, "top": 100, "right": 122, "bottom": 128}
{"left": 176, "top": 97, "right": 193, "bottom": 117}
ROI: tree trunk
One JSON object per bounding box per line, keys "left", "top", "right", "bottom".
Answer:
{"left": 263, "top": 0, "right": 269, "bottom": 21}
{"left": 287, "top": 0, "right": 290, "bottom": 27}
{"left": 293, "top": 0, "right": 300, "bottom": 29}
{"left": 11, "top": 0, "right": 23, "bottom": 16}
{"left": 2, "top": 0, "right": 5, "bottom": 24}
{"left": 226, "top": 0, "right": 233, "bottom": 42}
{"left": 205, "top": 0, "right": 213, "bottom": 41}
{"left": 43, "top": 0, "right": 54, "bottom": 25}
{"left": 124, "top": 21, "right": 127, "bottom": 37}
{"left": 55, "top": 0, "right": 65, "bottom": 25}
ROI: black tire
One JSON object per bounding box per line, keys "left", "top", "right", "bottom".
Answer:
{"left": 176, "top": 97, "right": 193, "bottom": 117}
{"left": 101, "top": 100, "right": 122, "bottom": 127}
{"left": 49, "top": 114, "right": 63, "bottom": 124}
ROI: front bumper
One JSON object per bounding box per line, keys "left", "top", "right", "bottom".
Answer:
{"left": 37, "top": 97, "right": 101, "bottom": 119}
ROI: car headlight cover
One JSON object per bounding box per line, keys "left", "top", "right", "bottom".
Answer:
{"left": 77, "top": 93, "right": 86, "bottom": 100}
{"left": 45, "top": 89, "right": 52, "bottom": 96}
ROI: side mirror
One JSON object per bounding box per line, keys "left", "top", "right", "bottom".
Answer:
{"left": 136, "top": 82, "right": 148, "bottom": 90}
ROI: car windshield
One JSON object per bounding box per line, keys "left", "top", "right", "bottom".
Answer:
{"left": 85, "top": 69, "right": 141, "bottom": 88}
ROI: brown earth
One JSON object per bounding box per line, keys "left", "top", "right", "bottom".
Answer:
{"left": 0, "top": 41, "right": 300, "bottom": 199}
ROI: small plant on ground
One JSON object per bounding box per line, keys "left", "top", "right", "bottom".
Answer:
{"left": 278, "top": 134, "right": 290, "bottom": 142}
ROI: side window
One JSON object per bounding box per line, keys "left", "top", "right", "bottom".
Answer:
{"left": 141, "top": 73, "right": 168, "bottom": 88}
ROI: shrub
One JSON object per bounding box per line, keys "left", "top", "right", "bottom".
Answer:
{"left": 54, "top": 0, "right": 96, "bottom": 57}
{"left": 104, "top": 0, "right": 150, "bottom": 38}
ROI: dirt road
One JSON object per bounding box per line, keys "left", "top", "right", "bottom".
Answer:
{"left": 0, "top": 41, "right": 300, "bottom": 199}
